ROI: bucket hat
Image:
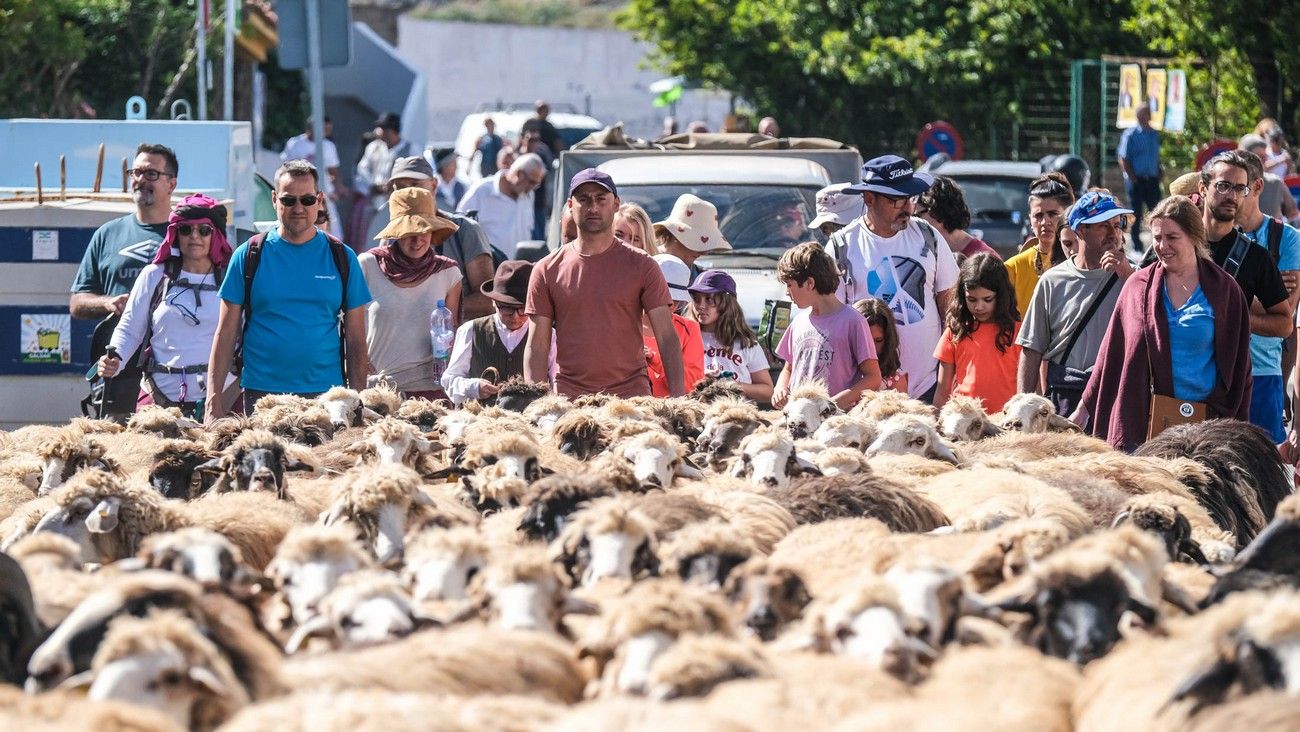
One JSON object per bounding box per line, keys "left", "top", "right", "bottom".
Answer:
{"left": 653, "top": 253, "right": 692, "bottom": 301}
{"left": 809, "top": 183, "right": 865, "bottom": 228}
{"left": 653, "top": 194, "right": 730, "bottom": 253}
{"left": 374, "top": 187, "right": 459, "bottom": 242}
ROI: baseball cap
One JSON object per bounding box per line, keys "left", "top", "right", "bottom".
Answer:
{"left": 1238, "top": 133, "right": 1267, "bottom": 152}
{"left": 388, "top": 156, "right": 433, "bottom": 182}
{"left": 1068, "top": 191, "right": 1133, "bottom": 230}
{"left": 653, "top": 254, "right": 691, "bottom": 302}
{"left": 809, "top": 183, "right": 865, "bottom": 228}
{"left": 687, "top": 269, "right": 737, "bottom": 296}
{"left": 843, "top": 155, "right": 934, "bottom": 196}
{"left": 568, "top": 168, "right": 618, "bottom": 197}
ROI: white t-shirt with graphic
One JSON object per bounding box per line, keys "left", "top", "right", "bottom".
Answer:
{"left": 701, "top": 331, "right": 769, "bottom": 384}
{"left": 827, "top": 218, "right": 959, "bottom": 398}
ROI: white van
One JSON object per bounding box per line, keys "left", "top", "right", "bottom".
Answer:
{"left": 451, "top": 109, "right": 603, "bottom": 182}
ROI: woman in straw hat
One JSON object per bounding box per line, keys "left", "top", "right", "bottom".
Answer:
{"left": 359, "top": 187, "right": 463, "bottom": 398}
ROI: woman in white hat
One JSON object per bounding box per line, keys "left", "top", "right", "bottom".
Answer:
{"left": 653, "top": 194, "right": 730, "bottom": 270}
{"left": 359, "top": 187, "right": 463, "bottom": 399}
{"left": 643, "top": 253, "right": 704, "bottom": 397}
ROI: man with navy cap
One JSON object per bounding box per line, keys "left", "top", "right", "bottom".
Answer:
{"left": 827, "top": 155, "right": 958, "bottom": 402}
{"left": 524, "top": 169, "right": 684, "bottom": 398}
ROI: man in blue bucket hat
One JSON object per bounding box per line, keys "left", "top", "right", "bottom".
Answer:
{"left": 825, "top": 154, "right": 958, "bottom": 403}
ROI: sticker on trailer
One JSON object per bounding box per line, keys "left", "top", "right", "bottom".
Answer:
{"left": 32, "top": 230, "right": 59, "bottom": 260}
{"left": 20, "top": 313, "right": 71, "bottom": 364}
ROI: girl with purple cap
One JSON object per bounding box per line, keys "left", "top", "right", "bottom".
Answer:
{"left": 97, "top": 194, "right": 236, "bottom": 416}
{"left": 687, "top": 269, "right": 773, "bottom": 402}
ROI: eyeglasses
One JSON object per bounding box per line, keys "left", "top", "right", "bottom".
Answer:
{"left": 494, "top": 303, "right": 525, "bottom": 315}
{"left": 166, "top": 290, "right": 201, "bottom": 326}
{"left": 176, "top": 224, "right": 213, "bottom": 237}
{"left": 131, "top": 168, "right": 174, "bottom": 181}
{"left": 1211, "top": 180, "right": 1251, "bottom": 197}
{"left": 277, "top": 193, "right": 320, "bottom": 207}
{"left": 877, "top": 194, "right": 915, "bottom": 208}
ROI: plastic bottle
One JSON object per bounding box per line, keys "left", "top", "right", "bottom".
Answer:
{"left": 430, "top": 299, "right": 455, "bottom": 361}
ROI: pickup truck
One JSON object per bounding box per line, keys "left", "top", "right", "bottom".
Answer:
{"left": 545, "top": 133, "right": 863, "bottom": 328}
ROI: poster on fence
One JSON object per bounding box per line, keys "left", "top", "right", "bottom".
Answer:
{"left": 1146, "top": 68, "right": 1167, "bottom": 131}
{"left": 20, "top": 313, "right": 70, "bottom": 364}
{"left": 1165, "top": 69, "right": 1187, "bottom": 133}
{"left": 1117, "top": 64, "right": 1141, "bottom": 128}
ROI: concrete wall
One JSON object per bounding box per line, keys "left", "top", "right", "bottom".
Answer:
{"left": 396, "top": 18, "right": 733, "bottom": 143}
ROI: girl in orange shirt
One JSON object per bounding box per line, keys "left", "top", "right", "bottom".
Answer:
{"left": 933, "top": 253, "right": 1021, "bottom": 412}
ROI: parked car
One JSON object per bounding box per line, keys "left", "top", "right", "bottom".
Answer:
{"left": 923, "top": 159, "right": 1040, "bottom": 257}
{"left": 452, "top": 110, "right": 603, "bottom": 182}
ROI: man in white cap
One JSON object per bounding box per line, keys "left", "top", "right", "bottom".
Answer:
{"left": 829, "top": 154, "right": 958, "bottom": 402}
{"left": 809, "top": 183, "right": 865, "bottom": 239}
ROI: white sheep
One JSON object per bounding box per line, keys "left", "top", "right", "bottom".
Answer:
{"left": 780, "top": 381, "right": 838, "bottom": 439}
{"left": 937, "top": 395, "right": 1002, "bottom": 442}
{"left": 865, "top": 413, "right": 960, "bottom": 464}
{"left": 998, "top": 392, "right": 1083, "bottom": 433}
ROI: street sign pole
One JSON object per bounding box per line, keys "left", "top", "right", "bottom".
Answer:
{"left": 306, "top": 0, "right": 326, "bottom": 182}
{"left": 223, "top": 0, "right": 235, "bottom": 121}
{"left": 196, "top": 0, "right": 208, "bottom": 120}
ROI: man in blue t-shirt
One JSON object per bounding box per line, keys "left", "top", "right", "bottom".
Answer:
{"left": 205, "top": 160, "right": 372, "bottom": 421}
{"left": 1117, "top": 104, "right": 1162, "bottom": 253}
{"left": 70, "top": 143, "right": 179, "bottom": 419}
{"left": 1235, "top": 149, "right": 1300, "bottom": 443}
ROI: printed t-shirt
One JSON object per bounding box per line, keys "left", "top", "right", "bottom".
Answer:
{"left": 71, "top": 214, "right": 170, "bottom": 297}
{"left": 526, "top": 241, "right": 671, "bottom": 397}
{"left": 776, "top": 303, "right": 878, "bottom": 395}
{"left": 219, "top": 229, "right": 372, "bottom": 393}
{"left": 701, "top": 331, "right": 769, "bottom": 384}
{"left": 934, "top": 321, "right": 1022, "bottom": 412}
{"left": 828, "top": 218, "right": 959, "bottom": 398}
{"left": 1243, "top": 218, "right": 1300, "bottom": 376}
{"left": 1016, "top": 258, "right": 1120, "bottom": 372}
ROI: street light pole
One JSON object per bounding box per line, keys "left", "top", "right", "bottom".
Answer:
{"left": 224, "top": 0, "right": 236, "bottom": 120}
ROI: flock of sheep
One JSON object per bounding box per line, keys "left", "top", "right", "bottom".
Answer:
{"left": 1, "top": 376, "right": 1299, "bottom": 731}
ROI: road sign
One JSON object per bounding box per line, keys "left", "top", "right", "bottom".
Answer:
{"left": 916, "top": 121, "right": 964, "bottom": 162}
{"left": 1193, "top": 139, "right": 1236, "bottom": 171}
{"left": 278, "top": 0, "right": 352, "bottom": 70}
{"left": 1286, "top": 174, "right": 1300, "bottom": 203}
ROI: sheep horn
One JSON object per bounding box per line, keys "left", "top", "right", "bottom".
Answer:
{"left": 55, "top": 669, "right": 96, "bottom": 691}
{"left": 1046, "top": 414, "right": 1084, "bottom": 433}
{"left": 674, "top": 461, "right": 704, "bottom": 480}
{"left": 284, "top": 615, "right": 334, "bottom": 654}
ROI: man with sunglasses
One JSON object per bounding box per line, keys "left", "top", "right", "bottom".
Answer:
{"left": 828, "top": 154, "right": 959, "bottom": 403}
{"left": 71, "top": 142, "right": 179, "bottom": 419}
{"left": 205, "top": 160, "right": 372, "bottom": 420}
{"left": 441, "top": 260, "right": 539, "bottom": 405}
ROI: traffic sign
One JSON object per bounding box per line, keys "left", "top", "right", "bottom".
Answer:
{"left": 1285, "top": 174, "right": 1300, "bottom": 202}
{"left": 278, "top": 0, "right": 352, "bottom": 70}
{"left": 915, "top": 121, "right": 964, "bottom": 162}
{"left": 1193, "top": 139, "right": 1236, "bottom": 171}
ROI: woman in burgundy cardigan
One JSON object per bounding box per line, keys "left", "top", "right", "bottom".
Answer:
{"left": 1077, "top": 196, "right": 1252, "bottom": 452}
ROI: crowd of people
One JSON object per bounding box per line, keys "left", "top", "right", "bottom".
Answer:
{"left": 71, "top": 116, "right": 1300, "bottom": 463}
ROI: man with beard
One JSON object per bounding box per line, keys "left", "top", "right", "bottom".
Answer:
{"left": 524, "top": 169, "right": 683, "bottom": 397}
{"left": 70, "top": 143, "right": 179, "bottom": 419}
{"left": 1018, "top": 192, "right": 1134, "bottom": 416}
{"left": 828, "top": 155, "right": 958, "bottom": 402}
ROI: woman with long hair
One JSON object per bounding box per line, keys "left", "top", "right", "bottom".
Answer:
{"left": 1004, "top": 173, "right": 1075, "bottom": 316}
{"left": 613, "top": 203, "right": 658, "bottom": 255}
{"left": 932, "top": 254, "right": 1021, "bottom": 411}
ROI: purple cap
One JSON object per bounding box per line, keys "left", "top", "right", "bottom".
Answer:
{"left": 687, "top": 269, "right": 737, "bottom": 296}
{"left": 568, "top": 168, "right": 618, "bottom": 198}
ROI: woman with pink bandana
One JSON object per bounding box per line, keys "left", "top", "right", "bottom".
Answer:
{"left": 97, "top": 194, "right": 236, "bottom": 417}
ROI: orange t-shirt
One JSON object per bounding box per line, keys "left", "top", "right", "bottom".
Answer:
{"left": 644, "top": 313, "right": 705, "bottom": 397}
{"left": 933, "top": 321, "right": 1021, "bottom": 412}
{"left": 526, "top": 241, "right": 672, "bottom": 397}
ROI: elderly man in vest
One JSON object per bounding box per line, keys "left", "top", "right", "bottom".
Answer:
{"left": 441, "top": 260, "right": 533, "bottom": 404}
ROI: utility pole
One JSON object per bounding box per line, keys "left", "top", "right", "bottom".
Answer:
{"left": 224, "top": 0, "right": 236, "bottom": 120}
{"left": 196, "top": 0, "right": 208, "bottom": 120}
{"left": 306, "top": 0, "right": 326, "bottom": 176}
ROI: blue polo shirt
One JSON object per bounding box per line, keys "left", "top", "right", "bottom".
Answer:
{"left": 1117, "top": 126, "right": 1161, "bottom": 178}
{"left": 220, "top": 230, "right": 371, "bottom": 393}
{"left": 1245, "top": 218, "right": 1300, "bottom": 376}
{"left": 1164, "top": 285, "right": 1216, "bottom": 402}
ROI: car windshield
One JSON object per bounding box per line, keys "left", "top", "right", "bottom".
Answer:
{"left": 617, "top": 184, "right": 823, "bottom": 251}
{"left": 947, "top": 175, "right": 1031, "bottom": 223}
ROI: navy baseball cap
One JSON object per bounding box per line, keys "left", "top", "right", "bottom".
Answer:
{"left": 568, "top": 169, "right": 618, "bottom": 197}
{"left": 1068, "top": 191, "right": 1133, "bottom": 230}
{"left": 843, "top": 154, "right": 934, "bottom": 197}
{"left": 687, "top": 269, "right": 737, "bottom": 296}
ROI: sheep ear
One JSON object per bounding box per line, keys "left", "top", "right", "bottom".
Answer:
{"left": 319, "top": 500, "right": 348, "bottom": 527}
{"left": 284, "top": 615, "right": 334, "bottom": 654}
{"left": 411, "top": 607, "right": 446, "bottom": 630}
{"left": 194, "top": 456, "right": 227, "bottom": 474}
{"left": 979, "top": 420, "right": 1003, "bottom": 438}
{"left": 1166, "top": 654, "right": 1239, "bottom": 712}
{"left": 674, "top": 460, "right": 704, "bottom": 480}
{"left": 188, "top": 666, "right": 231, "bottom": 697}
{"left": 1046, "top": 414, "right": 1083, "bottom": 433}
{"left": 1124, "top": 597, "right": 1159, "bottom": 627}
{"left": 562, "top": 595, "right": 600, "bottom": 616}
{"left": 56, "top": 669, "right": 96, "bottom": 691}
{"left": 361, "top": 407, "right": 383, "bottom": 423}
{"left": 1109, "top": 510, "right": 1131, "bottom": 529}
{"left": 342, "top": 442, "right": 371, "bottom": 457}
{"left": 426, "top": 465, "right": 473, "bottom": 481}
{"left": 284, "top": 459, "right": 314, "bottom": 473}
{"left": 85, "top": 497, "right": 121, "bottom": 534}
{"left": 793, "top": 455, "right": 822, "bottom": 476}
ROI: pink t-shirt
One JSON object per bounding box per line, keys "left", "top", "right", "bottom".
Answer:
{"left": 776, "top": 303, "right": 878, "bottom": 395}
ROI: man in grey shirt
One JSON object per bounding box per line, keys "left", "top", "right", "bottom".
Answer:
{"left": 1017, "top": 192, "right": 1134, "bottom": 416}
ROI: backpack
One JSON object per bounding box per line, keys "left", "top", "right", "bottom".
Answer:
{"left": 827, "top": 216, "right": 942, "bottom": 304}
{"left": 1223, "top": 219, "right": 1284, "bottom": 279}
{"left": 234, "top": 231, "right": 352, "bottom": 381}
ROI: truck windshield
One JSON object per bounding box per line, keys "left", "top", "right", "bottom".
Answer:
{"left": 617, "top": 184, "right": 823, "bottom": 251}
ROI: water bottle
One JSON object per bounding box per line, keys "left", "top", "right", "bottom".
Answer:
{"left": 430, "top": 299, "right": 455, "bottom": 362}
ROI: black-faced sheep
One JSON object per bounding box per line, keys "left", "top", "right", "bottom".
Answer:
{"left": 517, "top": 474, "right": 615, "bottom": 543}
{"left": 395, "top": 397, "right": 445, "bottom": 431}
{"left": 549, "top": 408, "right": 617, "bottom": 460}
{"left": 658, "top": 520, "right": 758, "bottom": 589}
{"left": 1200, "top": 494, "right": 1300, "bottom": 606}
{"left": 490, "top": 376, "right": 551, "bottom": 413}
{"left": 696, "top": 397, "right": 769, "bottom": 469}
{"left": 253, "top": 403, "right": 335, "bottom": 447}
{"left": 0, "top": 552, "right": 42, "bottom": 686}
{"left": 690, "top": 374, "right": 747, "bottom": 403}
{"left": 146, "top": 440, "right": 219, "bottom": 500}
{"left": 768, "top": 474, "right": 948, "bottom": 532}
{"left": 195, "top": 429, "right": 314, "bottom": 498}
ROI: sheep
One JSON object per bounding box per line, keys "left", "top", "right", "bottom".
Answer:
{"left": 6, "top": 533, "right": 106, "bottom": 627}
{"left": 998, "top": 392, "right": 1084, "bottom": 432}
{"left": 696, "top": 397, "right": 769, "bottom": 469}
{"left": 763, "top": 518, "right": 895, "bottom": 599}
{"left": 937, "top": 395, "right": 1003, "bottom": 442}
{"left": 616, "top": 430, "right": 705, "bottom": 489}
{"left": 552, "top": 496, "right": 660, "bottom": 586}
{"left": 550, "top": 408, "right": 617, "bottom": 460}
{"left": 812, "top": 414, "right": 878, "bottom": 450}
{"left": 516, "top": 473, "right": 615, "bottom": 543}
{"left": 319, "top": 464, "right": 463, "bottom": 566}
{"left": 644, "top": 634, "right": 773, "bottom": 701}
{"left": 658, "top": 520, "right": 758, "bottom": 589}
{"left": 79, "top": 609, "right": 249, "bottom": 731}
{"left": 36, "top": 428, "right": 120, "bottom": 494}
{"left": 464, "top": 544, "right": 587, "bottom": 634}
{"left": 807, "top": 446, "right": 873, "bottom": 476}
{"left": 195, "top": 429, "right": 314, "bottom": 498}
{"left": 135, "top": 527, "right": 252, "bottom": 592}
{"left": 676, "top": 482, "right": 796, "bottom": 555}
{"left": 202, "top": 414, "right": 254, "bottom": 452}
{"left": 850, "top": 388, "right": 933, "bottom": 423}
{"left": 521, "top": 394, "right": 574, "bottom": 434}
{"left": 632, "top": 396, "right": 707, "bottom": 445}
{"left": 145, "top": 440, "right": 219, "bottom": 500}
{"left": 0, "top": 451, "right": 42, "bottom": 491}
{"left": 1136, "top": 419, "right": 1291, "bottom": 547}
{"left": 458, "top": 472, "right": 532, "bottom": 515}
{"left": 264, "top": 524, "right": 373, "bottom": 629}
{"left": 359, "top": 382, "right": 403, "bottom": 417}
{"left": 801, "top": 576, "right": 936, "bottom": 681}
{"left": 578, "top": 578, "right": 736, "bottom": 697}
{"left": 280, "top": 627, "right": 587, "bottom": 703}
{"left": 957, "top": 429, "right": 1114, "bottom": 463}
{"left": 1113, "top": 492, "right": 1237, "bottom": 565}
{"left": 0, "top": 552, "right": 43, "bottom": 687}
{"left": 728, "top": 426, "right": 822, "bottom": 488}
{"left": 915, "top": 467, "right": 1091, "bottom": 538}
{"left": 490, "top": 376, "right": 551, "bottom": 413}
{"left": 690, "top": 373, "right": 747, "bottom": 403}
{"left": 865, "top": 413, "right": 960, "bottom": 464}
{"left": 251, "top": 393, "right": 314, "bottom": 413}
{"left": 253, "top": 403, "right": 335, "bottom": 447}
{"left": 1200, "top": 493, "right": 1300, "bottom": 606}
{"left": 315, "top": 387, "right": 381, "bottom": 430}
{"left": 723, "top": 558, "right": 813, "bottom": 641}
{"left": 403, "top": 526, "right": 489, "bottom": 603}
{"left": 286, "top": 569, "right": 428, "bottom": 653}
{"left": 0, "top": 473, "right": 37, "bottom": 525}
{"left": 349, "top": 417, "right": 440, "bottom": 474}
{"left": 780, "top": 381, "right": 838, "bottom": 438}
{"left": 767, "top": 474, "right": 948, "bottom": 532}
{"left": 126, "top": 405, "right": 202, "bottom": 440}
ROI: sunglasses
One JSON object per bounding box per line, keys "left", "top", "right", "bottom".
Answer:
{"left": 130, "top": 168, "right": 174, "bottom": 181}
{"left": 277, "top": 193, "right": 320, "bottom": 207}
{"left": 176, "top": 224, "right": 213, "bottom": 237}
{"left": 494, "top": 303, "right": 525, "bottom": 315}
